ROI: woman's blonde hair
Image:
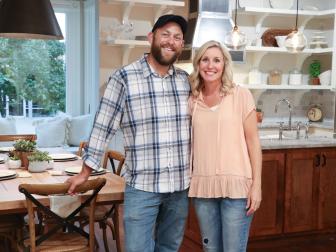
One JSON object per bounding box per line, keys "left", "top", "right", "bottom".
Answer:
{"left": 189, "top": 40, "right": 235, "bottom": 97}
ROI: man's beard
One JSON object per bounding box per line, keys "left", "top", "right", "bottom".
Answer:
{"left": 151, "top": 38, "right": 181, "bottom": 66}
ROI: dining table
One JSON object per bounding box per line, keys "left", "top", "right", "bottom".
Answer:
{"left": 0, "top": 152, "right": 125, "bottom": 215}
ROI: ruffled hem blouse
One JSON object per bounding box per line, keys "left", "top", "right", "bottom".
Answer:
{"left": 188, "top": 86, "right": 256, "bottom": 198}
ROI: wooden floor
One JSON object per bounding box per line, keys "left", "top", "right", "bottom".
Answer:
{"left": 2, "top": 207, "right": 336, "bottom": 252}
{"left": 180, "top": 233, "right": 336, "bottom": 252}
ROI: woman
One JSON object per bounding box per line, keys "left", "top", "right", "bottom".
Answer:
{"left": 188, "top": 40, "right": 262, "bottom": 252}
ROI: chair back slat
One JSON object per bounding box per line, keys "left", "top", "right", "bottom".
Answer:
{"left": 102, "top": 150, "right": 125, "bottom": 175}
{"left": 18, "top": 178, "right": 106, "bottom": 252}
{"left": 0, "top": 134, "right": 37, "bottom": 142}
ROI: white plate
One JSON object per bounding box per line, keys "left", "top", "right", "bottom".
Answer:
{"left": 64, "top": 166, "right": 106, "bottom": 175}
{"left": 0, "top": 170, "right": 17, "bottom": 178}
{"left": 49, "top": 153, "right": 78, "bottom": 160}
{"left": 269, "top": 0, "right": 294, "bottom": 9}
{"left": 0, "top": 147, "right": 14, "bottom": 152}
{"left": 0, "top": 157, "right": 5, "bottom": 162}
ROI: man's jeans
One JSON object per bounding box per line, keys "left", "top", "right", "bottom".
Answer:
{"left": 193, "top": 198, "right": 253, "bottom": 252}
{"left": 123, "top": 185, "right": 189, "bottom": 252}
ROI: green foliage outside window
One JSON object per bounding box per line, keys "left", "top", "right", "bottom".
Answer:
{"left": 0, "top": 38, "right": 66, "bottom": 117}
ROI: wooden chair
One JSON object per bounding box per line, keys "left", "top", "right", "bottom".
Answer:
{"left": 77, "top": 141, "right": 88, "bottom": 157}
{"left": 0, "top": 134, "right": 37, "bottom": 251}
{"left": 0, "top": 134, "right": 37, "bottom": 142}
{"left": 82, "top": 150, "right": 125, "bottom": 252}
{"left": 18, "top": 178, "right": 106, "bottom": 252}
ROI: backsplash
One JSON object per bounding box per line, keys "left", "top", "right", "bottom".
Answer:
{"left": 250, "top": 89, "right": 334, "bottom": 120}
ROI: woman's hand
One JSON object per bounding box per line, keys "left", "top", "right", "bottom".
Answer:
{"left": 246, "top": 183, "right": 262, "bottom": 216}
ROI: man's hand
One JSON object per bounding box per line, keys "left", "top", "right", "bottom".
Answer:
{"left": 66, "top": 164, "right": 92, "bottom": 195}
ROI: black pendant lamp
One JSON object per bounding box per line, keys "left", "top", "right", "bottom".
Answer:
{"left": 0, "top": 0, "right": 63, "bottom": 40}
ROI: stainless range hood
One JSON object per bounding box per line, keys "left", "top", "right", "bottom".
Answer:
{"left": 179, "top": 0, "right": 245, "bottom": 63}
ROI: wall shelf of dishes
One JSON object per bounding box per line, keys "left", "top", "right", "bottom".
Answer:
{"left": 233, "top": 1, "right": 335, "bottom": 90}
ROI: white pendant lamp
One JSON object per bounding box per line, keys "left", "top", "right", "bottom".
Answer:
{"left": 224, "top": 0, "right": 247, "bottom": 50}
{"left": 284, "top": 0, "right": 307, "bottom": 52}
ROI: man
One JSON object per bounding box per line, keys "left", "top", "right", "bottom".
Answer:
{"left": 67, "top": 14, "right": 191, "bottom": 252}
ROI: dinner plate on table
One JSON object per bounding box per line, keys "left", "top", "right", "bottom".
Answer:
{"left": 0, "top": 157, "right": 6, "bottom": 164}
{"left": 64, "top": 166, "right": 106, "bottom": 176}
{"left": 0, "top": 170, "right": 17, "bottom": 181}
{"left": 0, "top": 146, "right": 15, "bottom": 153}
{"left": 49, "top": 153, "right": 78, "bottom": 162}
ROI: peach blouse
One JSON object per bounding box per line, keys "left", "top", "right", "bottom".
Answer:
{"left": 188, "top": 86, "right": 255, "bottom": 198}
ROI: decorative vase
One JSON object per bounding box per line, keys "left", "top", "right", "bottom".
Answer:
{"left": 256, "top": 111, "right": 264, "bottom": 123}
{"left": 311, "top": 77, "right": 320, "bottom": 85}
{"left": 14, "top": 151, "right": 32, "bottom": 169}
{"left": 28, "top": 161, "right": 49, "bottom": 173}
{"left": 7, "top": 159, "right": 22, "bottom": 169}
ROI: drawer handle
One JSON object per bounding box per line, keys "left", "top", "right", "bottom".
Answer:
{"left": 314, "top": 154, "right": 320, "bottom": 167}
{"left": 321, "top": 154, "right": 326, "bottom": 167}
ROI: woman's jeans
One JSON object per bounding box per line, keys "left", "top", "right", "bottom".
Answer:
{"left": 193, "top": 198, "right": 253, "bottom": 252}
{"left": 123, "top": 185, "right": 189, "bottom": 252}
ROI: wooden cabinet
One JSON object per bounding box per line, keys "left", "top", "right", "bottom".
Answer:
{"left": 182, "top": 147, "right": 336, "bottom": 249}
{"left": 284, "top": 149, "right": 319, "bottom": 232}
{"left": 250, "top": 150, "right": 285, "bottom": 237}
{"left": 317, "top": 149, "right": 336, "bottom": 230}
{"left": 285, "top": 148, "right": 336, "bottom": 233}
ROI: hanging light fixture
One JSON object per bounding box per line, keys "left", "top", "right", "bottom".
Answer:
{"left": 224, "top": 0, "right": 247, "bottom": 50}
{"left": 284, "top": 0, "right": 307, "bottom": 52}
{"left": 0, "top": 0, "right": 63, "bottom": 40}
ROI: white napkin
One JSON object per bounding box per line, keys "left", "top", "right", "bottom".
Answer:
{"left": 48, "top": 170, "right": 64, "bottom": 176}
{"left": 17, "top": 171, "right": 32, "bottom": 178}
{"left": 49, "top": 195, "right": 81, "bottom": 218}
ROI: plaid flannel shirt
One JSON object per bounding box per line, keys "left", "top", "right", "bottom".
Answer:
{"left": 83, "top": 54, "right": 191, "bottom": 193}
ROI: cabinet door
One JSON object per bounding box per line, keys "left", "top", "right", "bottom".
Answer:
{"left": 284, "top": 149, "right": 319, "bottom": 233}
{"left": 249, "top": 151, "right": 285, "bottom": 237}
{"left": 318, "top": 149, "right": 336, "bottom": 229}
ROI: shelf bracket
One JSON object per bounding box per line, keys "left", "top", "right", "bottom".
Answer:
{"left": 255, "top": 14, "right": 269, "bottom": 39}
{"left": 122, "top": 2, "right": 135, "bottom": 24}
{"left": 295, "top": 54, "right": 311, "bottom": 70}
{"left": 153, "top": 5, "right": 170, "bottom": 22}
{"left": 299, "top": 16, "right": 314, "bottom": 32}
{"left": 122, "top": 45, "right": 135, "bottom": 65}
{"left": 253, "top": 51, "right": 267, "bottom": 67}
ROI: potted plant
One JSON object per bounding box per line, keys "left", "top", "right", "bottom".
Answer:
{"left": 7, "top": 151, "right": 21, "bottom": 169}
{"left": 13, "top": 140, "right": 37, "bottom": 169}
{"left": 256, "top": 108, "right": 264, "bottom": 123}
{"left": 27, "top": 151, "right": 52, "bottom": 173}
{"left": 309, "top": 60, "right": 321, "bottom": 85}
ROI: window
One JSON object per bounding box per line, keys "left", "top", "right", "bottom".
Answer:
{"left": 0, "top": 0, "right": 99, "bottom": 119}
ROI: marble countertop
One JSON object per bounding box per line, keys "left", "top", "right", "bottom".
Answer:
{"left": 261, "top": 136, "right": 336, "bottom": 150}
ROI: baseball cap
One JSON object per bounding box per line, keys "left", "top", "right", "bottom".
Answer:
{"left": 152, "top": 14, "right": 187, "bottom": 36}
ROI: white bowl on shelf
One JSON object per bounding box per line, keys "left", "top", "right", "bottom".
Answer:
{"left": 269, "top": 0, "right": 294, "bottom": 9}
{"left": 275, "top": 36, "right": 287, "bottom": 47}
{"left": 319, "top": 70, "right": 331, "bottom": 86}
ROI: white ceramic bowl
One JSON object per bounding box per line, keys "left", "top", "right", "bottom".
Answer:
{"left": 319, "top": 70, "right": 331, "bottom": 86}
{"left": 275, "top": 36, "right": 287, "bottom": 47}
{"left": 28, "top": 161, "right": 49, "bottom": 173}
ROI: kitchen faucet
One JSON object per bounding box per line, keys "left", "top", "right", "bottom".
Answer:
{"left": 274, "top": 98, "right": 292, "bottom": 129}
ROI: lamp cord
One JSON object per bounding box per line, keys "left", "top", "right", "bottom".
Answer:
{"left": 234, "top": 0, "right": 238, "bottom": 28}
{"left": 295, "top": 0, "right": 299, "bottom": 31}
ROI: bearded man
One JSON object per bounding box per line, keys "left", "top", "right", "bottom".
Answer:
{"left": 67, "top": 15, "right": 191, "bottom": 252}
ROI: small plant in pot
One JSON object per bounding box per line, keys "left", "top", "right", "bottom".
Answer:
{"left": 27, "top": 151, "right": 52, "bottom": 173}
{"left": 7, "top": 151, "right": 21, "bottom": 169}
{"left": 13, "top": 140, "right": 37, "bottom": 169}
{"left": 309, "top": 60, "right": 321, "bottom": 85}
{"left": 256, "top": 108, "right": 264, "bottom": 123}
